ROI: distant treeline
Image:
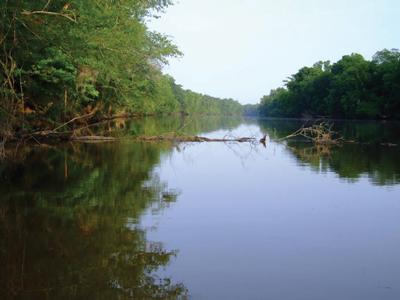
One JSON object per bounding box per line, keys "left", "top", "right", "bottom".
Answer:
{"left": 0, "top": 1, "right": 241, "bottom": 144}
{"left": 169, "top": 79, "right": 242, "bottom": 115}
{"left": 258, "top": 49, "right": 400, "bottom": 119}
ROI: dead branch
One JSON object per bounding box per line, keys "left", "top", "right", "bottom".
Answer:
{"left": 133, "top": 134, "right": 256, "bottom": 143}
{"left": 52, "top": 111, "right": 96, "bottom": 132}
{"left": 21, "top": 10, "right": 77, "bottom": 23}
{"left": 279, "top": 122, "right": 342, "bottom": 144}
{"left": 27, "top": 111, "right": 97, "bottom": 138}
{"left": 71, "top": 136, "right": 116, "bottom": 142}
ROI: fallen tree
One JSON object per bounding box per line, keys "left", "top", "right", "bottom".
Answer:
{"left": 279, "top": 122, "right": 344, "bottom": 144}
{"left": 71, "top": 134, "right": 256, "bottom": 143}
{"left": 133, "top": 133, "right": 255, "bottom": 143}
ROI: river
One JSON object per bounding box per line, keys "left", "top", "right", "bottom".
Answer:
{"left": 1, "top": 117, "right": 400, "bottom": 299}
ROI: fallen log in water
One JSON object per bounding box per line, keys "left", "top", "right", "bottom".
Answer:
{"left": 71, "top": 136, "right": 117, "bottom": 142}
{"left": 133, "top": 134, "right": 256, "bottom": 143}
{"left": 15, "top": 113, "right": 259, "bottom": 145}
{"left": 20, "top": 131, "right": 257, "bottom": 144}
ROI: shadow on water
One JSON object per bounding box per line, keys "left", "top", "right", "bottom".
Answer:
{"left": 256, "top": 118, "right": 400, "bottom": 186}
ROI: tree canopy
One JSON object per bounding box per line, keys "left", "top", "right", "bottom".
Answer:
{"left": 259, "top": 49, "right": 400, "bottom": 119}
{"left": 0, "top": 1, "right": 242, "bottom": 145}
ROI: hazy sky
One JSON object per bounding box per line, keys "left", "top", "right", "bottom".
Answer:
{"left": 149, "top": 0, "right": 400, "bottom": 104}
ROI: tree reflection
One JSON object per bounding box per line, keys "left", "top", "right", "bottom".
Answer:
{"left": 0, "top": 116, "right": 245, "bottom": 299}
{"left": 88, "top": 115, "right": 243, "bottom": 139}
{"left": 258, "top": 119, "right": 400, "bottom": 185}
{"left": 0, "top": 142, "right": 187, "bottom": 299}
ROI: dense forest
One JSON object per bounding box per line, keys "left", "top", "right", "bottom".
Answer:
{"left": 0, "top": 0, "right": 242, "bottom": 147}
{"left": 258, "top": 49, "right": 400, "bottom": 119}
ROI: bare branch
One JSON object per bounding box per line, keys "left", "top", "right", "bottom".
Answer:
{"left": 279, "top": 122, "right": 343, "bottom": 144}
{"left": 21, "top": 10, "right": 76, "bottom": 23}
{"left": 52, "top": 111, "right": 96, "bottom": 132}
{"left": 42, "top": 0, "right": 52, "bottom": 11}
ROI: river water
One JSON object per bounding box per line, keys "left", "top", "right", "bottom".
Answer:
{"left": 1, "top": 117, "right": 400, "bottom": 299}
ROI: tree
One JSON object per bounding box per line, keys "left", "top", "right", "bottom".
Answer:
{"left": 258, "top": 49, "right": 400, "bottom": 120}
{"left": 372, "top": 49, "right": 400, "bottom": 118}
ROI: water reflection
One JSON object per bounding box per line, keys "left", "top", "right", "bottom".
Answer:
{"left": 1, "top": 116, "right": 400, "bottom": 299}
{"left": 0, "top": 143, "right": 187, "bottom": 299}
{"left": 92, "top": 115, "right": 244, "bottom": 138}
{"left": 286, "top": 143, "right": 400, "bottom": 185}
{"left": 257, "top": 118, "right": 400, "bottom": 185}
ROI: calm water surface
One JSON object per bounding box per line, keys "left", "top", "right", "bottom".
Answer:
{"left": 1, "top": 117, "right": 400, "bottom": 299}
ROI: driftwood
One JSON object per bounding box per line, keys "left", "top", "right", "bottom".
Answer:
{"left": 18, "top": 113, "right": 259, "bottom": 145}
{"left": 71, "top": 136, "right": 116, "bottom": 142}
{"left": 259, "top": 135, "right": 267, "bottom": 147}
{"left": 279, "top": 122, "right": 342, "bottom": 144}
{"left": 27, "top": 134, "right": 256, "bottom": 144}
{"left": 133, "top": 134, "right": 255, "bottom": 143}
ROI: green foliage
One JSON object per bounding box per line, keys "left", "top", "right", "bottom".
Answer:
{"left": 30, "top": 49, "right": 76, "bottom": 86}
{"left": 26, "top": 48, "right": 77, "bottom": 103}
{"left": 242, "top": 104, "right": 260, "bottom": 116}
{"left": 0, "top": 0, "right": 242, "bottom": 141}
{"left": 182, "top": 89, "right": 243, "bottom": 115}
{"left": 259, "top": 49, "right": 400, "bottom": 119}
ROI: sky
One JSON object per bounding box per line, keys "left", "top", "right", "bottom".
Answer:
{"left": 149, "top": 0, "right": 400, "bottom": 104}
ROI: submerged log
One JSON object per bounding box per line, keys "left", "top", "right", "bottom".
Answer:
{"left": 71, "top": 136, "right": 116, "bottom": 142}
{"left": 133, "top": 134, "right": 256, "bottom": 143}
{"left": 19, "top": 131, "right": 257, "bottom": 145}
